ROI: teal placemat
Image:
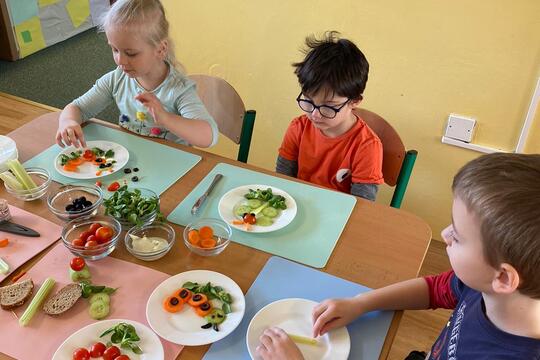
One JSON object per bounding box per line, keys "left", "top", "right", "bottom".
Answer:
{"left": 167, "top": 163, "right": 357, "bottom": 268}
{"left": 23, "top": 123, "right": 201, "bottom": 195}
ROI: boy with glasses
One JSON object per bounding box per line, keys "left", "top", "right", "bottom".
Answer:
{"left": 276, "top": 31, "right": 383, "bottom": 201}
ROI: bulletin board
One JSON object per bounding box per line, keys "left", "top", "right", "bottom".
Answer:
{"left": 5, "top": 0, "right": 109, "bottom": 58}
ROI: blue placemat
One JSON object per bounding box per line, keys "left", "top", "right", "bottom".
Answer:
{"left": 203, "top": 256, "right": 394, "bottom": 360}
{"left": 23, "top": 123, "right": 201, "bottom": 195}
{"left": 167, "top": 163, "right": 357, "bottom": 268}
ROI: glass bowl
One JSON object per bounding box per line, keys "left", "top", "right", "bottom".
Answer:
{"left": 62, "top": 214, "right": 121, "bottom": 260}
{"left": 183, "top": 218, "right": 232, "bottom": 256}
{"left": 4, "top": 167, "right": 51, "bottom": 201}
{"left": 0, "top": 135, "right": 18, "bottom": 173}
{"left": 104, "top": 187, "right": 160, "bottom": 230}
{"left": 47, "top": 183, "right": 103, "bottom": 221}
{"left": 124, "top": 222, "right": 175, "bottom": 261}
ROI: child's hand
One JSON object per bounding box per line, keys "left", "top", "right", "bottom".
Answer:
{"left": 135, "top": 92, "right": 166, "bottom": 125}
{"left": 312, "top": 298, "right": 363, "bottom": 337}
{"left": 56, "top": 119, "right": 86, "bottom": 148}
{"left": 256, "top": 327, "right": 304, "bottom": 360}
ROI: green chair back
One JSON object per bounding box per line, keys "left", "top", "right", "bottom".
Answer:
{"left": 189, "top": 75, "right": 256, "bottom": 163}
{"left": 353, "top": 109, "right": 417, "bottom": 208}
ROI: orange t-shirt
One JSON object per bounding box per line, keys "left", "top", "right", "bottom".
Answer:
{"left": 279, "top": 114, "right": 384, "bottom": 194}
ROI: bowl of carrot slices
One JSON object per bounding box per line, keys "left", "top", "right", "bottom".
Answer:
{"left": 183, "top": 218, "right": 232, "bottom": 257}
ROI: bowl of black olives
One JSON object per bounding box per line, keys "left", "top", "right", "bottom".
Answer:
{"left": 47, "top": 182, "right": 103, "bottom": 221}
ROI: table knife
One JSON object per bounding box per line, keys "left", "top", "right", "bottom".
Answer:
{"left": 191, "top": 174, "right": 223, "bottom": 216}
{"left": 0, "top": 220, "right": 40, "bottom": 237}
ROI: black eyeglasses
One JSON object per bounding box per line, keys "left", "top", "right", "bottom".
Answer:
{"left": 296, "top": 92, "right": 350, "bottom": 119}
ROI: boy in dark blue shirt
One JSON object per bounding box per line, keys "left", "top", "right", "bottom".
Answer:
{"left": 256, "top": 153, "right": 540, "bottom": 360}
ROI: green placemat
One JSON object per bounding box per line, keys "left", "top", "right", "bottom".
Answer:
{"left": 24, "top": 123, "right": 201, "bottom": 195}
{"left": 167, "top": 163, "right": 357, "bottom": 268}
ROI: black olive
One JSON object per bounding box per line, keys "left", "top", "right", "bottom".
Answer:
{"left": 79, "top": 196, "right": 86, "bottom": 202}
{"left": 133, "top": 167, "right": 139, "bottom": 172}
{"left": 201, "top": 323, "right": 212, "bottom": 329}
{"left": 213, "top": 324, "right": 219, "bottom": 332}
{"left": 123, "top": 168, "right": 132, "bottom": 174}
{"left": 84, "top": 201, "right": 92, "bottom": 207}
{"left": 95, "top": 158, "right": 104, "bottom": 163}
{"left": 179, "top": 289, "right": 189, "bottom": 298}
{"left": 131, "top": 176, "right": 139, "bottom": 182}
{"left": 99, "top": 163, "right": 106, "bottom": 169}
{"left": 199, "top": 302, "right": 211, "bottom": 311}
{"left": 242, "top": 213, "right": 247, "bottom": 217}
{"left": 65, "top": 204, "right": 75, "bottom": 212}
{"left": 250, "top": 213, "right": 255, "bottom": 216}
{"left": 169, "top": 297, "right": 180, "bottom": 306}
{"left": 193, "top": 294, "right": 202, "bottom": 301}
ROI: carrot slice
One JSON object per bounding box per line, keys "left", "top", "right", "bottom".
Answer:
{"left": 188, "top": 293, "right": 208, "bottom": 307}
{"left": 199, "top": 226, "right": 214, "bottom": 239}
{"left": 232, "top": 220, "right": 244, "bottom": 225}
{"left": 175, "top": 288, "right": 192, "bottom": 303}
{"left": 163, "top": 296, "right": 183, "bottom": 313}
{"left": 63, "top": 164, "right": 77, "bottom": 172}
{"left": 195, "top": 302, "right": 213, "bottom": 317}
{"left": 0, "top": 238, "right": 8, "bottom": 248}
{"left": 188, "top": 230, "right": 200, "bottom": 245}
{"left": 199, "top": 238, "right": 217, "bottom": 249}
{"left": 68, "top": 158, "right": 83, "bottom": 166}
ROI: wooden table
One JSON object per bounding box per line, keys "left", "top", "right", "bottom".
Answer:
{"left": 0, "top": 93, "right": 432, "bottom": 360}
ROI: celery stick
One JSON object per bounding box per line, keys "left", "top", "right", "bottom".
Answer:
{"left": 0, "top": 172, "right": 23, "bottom": 190}
{"left": 19, "top": 277, "right": 55, "bottom": 326}
{"left": 288, "top": 333, "right": 319, "bottom": 346}
{"left": 0, "top": 257, "right": 9, "bottom": 274}
{"left": 7, "top": 159, "right": 36, "bottom": 190}
{"left": 251, "top": 202, "right": 269, "bottom": 216}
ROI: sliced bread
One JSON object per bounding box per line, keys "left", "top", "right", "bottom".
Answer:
{"left": 42, "top": 283, "right": 82, "bottom": 315}
{"left": 0, "top": 278, "right": 34, "bottom": 310}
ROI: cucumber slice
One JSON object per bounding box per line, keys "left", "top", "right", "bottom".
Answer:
{"left": 234, "top": 205, "right": 252, "bottom": 217}
{"left": 205, "top": 309, "right": 226, "bottom": 324}
{"left": 246, "top": 199, "right": 263, "bottom": 209}
{"left": 69, "top": 266, "right": 91, "bottom": 282}
{"left": 89, "top": 299, "right": 110, "bottom": 320}
{"left": 256, "top": 216, "right": 273, "bottom": 226}
{"left": 89, "top": 292, "right": 110, "bottom": 305}
{"left": 261, "top": 207, "right": 279, "bottom": 218}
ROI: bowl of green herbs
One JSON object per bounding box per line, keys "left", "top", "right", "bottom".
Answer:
{"left": 103, "top": 186, "right": 161, "bottom": 230}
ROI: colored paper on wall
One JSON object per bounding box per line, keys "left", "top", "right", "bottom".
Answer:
{"left": 7, "top": 0, "right": 39, "bottom": 25}
{"left": 65, "top": 0, "right": 90, "bottom": 28}
{"left": 39, "top": 0, "right": 61, "bottom": 7}
{"left": 14, "top": 16, "right": 47, "bottom": 57}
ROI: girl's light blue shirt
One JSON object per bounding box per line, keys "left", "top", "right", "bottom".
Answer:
{"left": 73, "top": 64, "right": 218, "bottom": 146}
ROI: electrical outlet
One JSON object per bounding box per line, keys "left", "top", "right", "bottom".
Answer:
{"left": 444, "top": 114, "right": 476, "bottom": 143}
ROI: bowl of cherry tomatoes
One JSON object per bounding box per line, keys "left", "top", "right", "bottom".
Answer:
{"left": 62, "top": 214, "right": 121, "bottom": 260}
{"left": 183, "top": 218, "right": 232, "bottom": 257}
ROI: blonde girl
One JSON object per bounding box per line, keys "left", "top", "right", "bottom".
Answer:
{"left": 56, "top": 0, "right": 218, "bottom": 148}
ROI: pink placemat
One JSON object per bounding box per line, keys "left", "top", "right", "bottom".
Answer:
{"left": 0, "top": 243, "right": 183, "bottom": 360}
{"left": 0, "top": 205, "right": 62, "bottom": 282}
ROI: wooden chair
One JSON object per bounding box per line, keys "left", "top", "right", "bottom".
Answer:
{"left": 353, "top": 108, "right": 417, "bottom": 208}
{"left": 189, "top": 74, "right": 256, "bottom": 163}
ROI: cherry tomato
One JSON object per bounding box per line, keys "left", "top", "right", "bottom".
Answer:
{"left": 71, "top": 238, "right": 85, "bottom": 247}
{"left": 242, "top": 213, "right": 257, "bottom": 225}
{"left": 95, "top": 181, "right": 102, "bottom": 187}
{"left": 103, "top": 346, "right": 121, "bottom": 360}
{"left": 72, "top": 347, "right": 90, "bottom": 360}
{"left": 70, "top": 257, "right": 86, "bottom": 271}
{"left": 89, "top": 223, "right": 102, "bottom": 235}
{"left": 82, "top": 150, "right": 95, "bottom": 161}
{"left": 95, "top": 226, "right": 114, "bottom": 244}
{"left": 87, "top": 235, "right": 97, "bottom": 244}
{"left": 89, "top": 342, "right": 106, "bottom": 358}
{"left": 115, "top": 356, "right": 130, "bottom": 360}
{"left": 80, "top": 230, "right": 93, "bottom": 242}
{"left": 107, "top": 181, "right": 120, "bottom": 192}
{"left": 85, "top": 240, "right": 98, "bottom": 248}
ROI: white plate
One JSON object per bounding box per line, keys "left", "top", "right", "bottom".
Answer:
{"left": 218, "top": 184, "right": 297, "bottom": 233}
{"left": 54, "top": 140, "right": 129, "bottom": 179}
{"left": 146, "top": 270, "right": 245, "bottom": 346}
{"left": 52, "top": 319, "right": 164, "bottom": 360}
{"left": 246, "top": 298, "right": 350, "bottom": 360}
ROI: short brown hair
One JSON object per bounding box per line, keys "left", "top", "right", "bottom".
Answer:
{"left": 453, "top": 153, "right": 540, "bottom": 299}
